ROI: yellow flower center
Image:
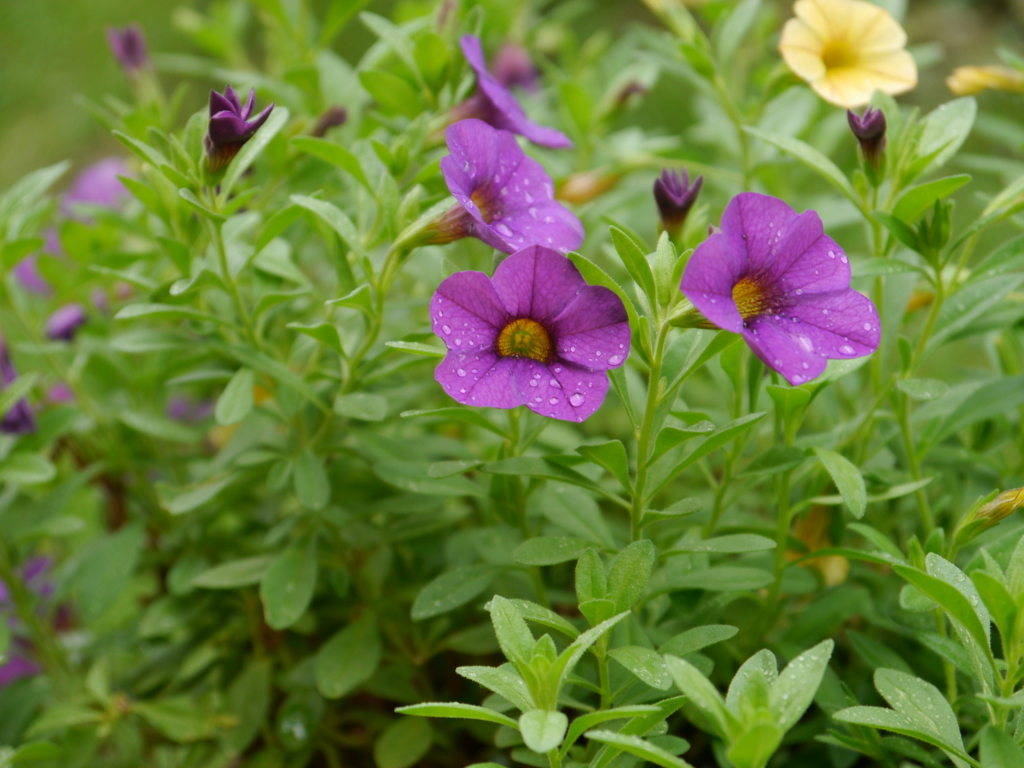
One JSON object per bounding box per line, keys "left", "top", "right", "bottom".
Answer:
{"left": 497, "top": 318, "right": 552, "bottom": 363}
{"left": 732, "top": 277, "right": 772, "bottom": 319}
{"left": 820, "top": 40, "right": 858, "bottom": 71}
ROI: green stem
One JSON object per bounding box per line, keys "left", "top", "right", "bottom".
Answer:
{"left": 762, "top": 469, "right": 793, "bottom": 628}
{"left": 630, "top": 323, "right": 671, "bottom": 541}
{"left": 206, "top": 218, "right": 257, "bottom": 347}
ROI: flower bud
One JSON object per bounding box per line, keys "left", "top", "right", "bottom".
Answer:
{"left": 947, "top": 65, "right": 1024, "bottom": 96}
{"left": 204, "top": 86, "right": 275, "bottom": 175}
{"left": 46, "top": 304, "right": 88, "bottom": 342}
{"left": 312, "top": 106, "right": 347, "bottom": 138}
{"left": 974, "top": 488, "right": 1024, "bottom": 526}
{"left": 653, "top": 168, "right": 702, "bottom": 239}
{"left": 493, "top": 43, "right": 539, "bottom": 93}
{"left": 556, "top": 170, "right": 621, "bottom": 205}
{"left": 0, "top": 335, "right": 35, "bottom": 435}
{"left": 848, "top": 107, "right": 886, "bottom": 179}
{"left": 106, "top": 25, "right": 150, "bottom": 78}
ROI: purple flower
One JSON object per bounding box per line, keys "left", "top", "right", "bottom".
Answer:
{"left": 680, "top": 192, "right": 879, "bottom": 386}
{"left": 46, "top": 304, "right": 88, "bottom": 342}
{"left": 106, "top": 24, "right": 149, "bottom": 76}
{"left": 848, "top": 107, "right": 887, "bottom": 171}
{"left": 0, "top": 652, "right": 39, "bottom": 688}
{"left": 62, "top": 158, "right": 131, "bottom": 216}
{"left": 0, "top": 335, "right": 35, "bottom": 435}
{"left": 0, "top": 557, "right": 53, "bottom": 688}
{"left": 167, "top": 396, "right": 214, "bottom": 423}
{"left": 47, "top": 383, "right": 75, "bottom": 404}
{"left": 13, "top": 255, "right": 50, "bottom": 296}
{"left": 204, "top": 86, "right": 275, "bottom": 174}
{"left": 493, "top": 42, "right": 539, "bottom": 93}
{"left": 454, "top": 35, "right": 572, "bottom": 149}
{"left": 430, "top": 246, "right": 630, "bottom": 422}
{"left": 654, "top": 168, "right": 703, "bottom": 238}
{"left": 431, "top": 119, "right": 584, "bottom": 254}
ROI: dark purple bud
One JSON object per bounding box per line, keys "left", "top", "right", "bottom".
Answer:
{"left": 46, "top": 304, "right": 88, "bottom": 342}
{"left": 848, "top": 107, "right": 887, "bottom": 172}
{"left": 493, "top": 43, "right": 539, "bottom": 93}
{"left": 0, "top": 335, "right": 35, "bottom": 436}
{"left": 106, "top": 25, "right": 150, "bottom": 76}
{"left": 654, "top": 168, "right": 703, "bottom": 238}
{"left": 203, "top": 86, "right": 275, "bottom": 174}
{"left": 312, "top": 106, "right": 348, "bottom": 138}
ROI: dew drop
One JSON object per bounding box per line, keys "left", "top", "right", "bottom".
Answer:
{"left": 454, "top": 338, "right": 462, "bottom": 346}
{"left": 495, "top": 223, "right": 513, "bottom": 237}
{"left": 608, "top": 354, "right": 623, "bottom": 365}
{"left": 839, "top": 344, "right": 855, "bottom": 355}
{"left": 569, "top": 393, "right": 585, "bottom": 407}
{"left": 457, "top": 368, "right": 466, "bottom": 377}
{"left": 863, "top": 323, "right": 872, "bottom": 331}
{"left": 550, "top": 379, "right": 561, "bottom": 388}
{"left": 828, "top": 250, "right": 836, "bottom": 259}
{"left": 529, "top": 379, "right": 538, "bottom": 387}
{"left": 549, "top": 397, "right": 559, "bottom": 405}
{"left": 442, "top": 325, "right": 452, "bottom": 335}
{"left": 840, "top": 254, "right": 848, "bottom": 264}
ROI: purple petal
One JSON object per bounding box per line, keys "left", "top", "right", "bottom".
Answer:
{"left": 62, "top": 158, "right": 131, "bottom": 215}
{"left": 435, "top": 351, "right": 521, "bottom": 409}
{"left": 720, "top": 193, "right": 798, "bottom": 274}
{"left": 431, "top": 270, "right": 508, "bottom": 351}
{"left": 0, "top": 655, "right": 38, "bottom": 688}
{"left": 745, "top": 289, "right": 880, "bottom": 385}
{"left": 209, "top": 89, "right": 235, "bottom": 117}
{"left": 12, "top": 255, "right": 51, "bottom": 296}
{"left": 223, "top": 85, "right": 242, "bottom": 114}
{"left": 550, "top": 286, "right": 630, "bottom": 369}
{"left": 491, "top": 246, "right": 586, "bottom": 323}
{"left": 512, "top": 358, "right": 609, "bottom": 422}
{"left": 246, "top": 103, "right": 275, "bottom": 134}
{"left": 770, "top": 212, "right": 852, "bottom": 296}
{"left": 460, "top": 35, "right": 573, "bottom": 149}
{"left": 679, "top": 231, "right": 747, "bottom": 332}
{"left": 208, "top": 113, "right": 260, "bottom": 146}
{"left": 240, "top": 88, "right": 256, "bottom": 121}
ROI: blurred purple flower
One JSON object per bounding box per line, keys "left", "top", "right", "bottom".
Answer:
{"left": 0, "top": 334, "right": 35, "bottom": 435}
{"left": 62, "top": 158, "right": 131, "bottom": 216}
{"left": 431, "top": 245, "right": 630, "bottom": 422}
{"left": 430, "top": 119, "right": 583, "bottom": 254}
{"left": 106, "top": 24, "right": 149, "bottom": 76}
{"left": 47, "top": 383, "right": 75, "bottom": 404}
{"left": 454, "top": 35, "right": 571, "bottom": 149}
{"left": 46, "top": 304, "right": 88, "bottom": 342}
{"left": 167, "top": 396, "right": 214, "bottom": 423}
{"left": 654, "top": 168, "right": 702, "bottom": 238}
{"left": 680, "top": 192, "right": 879, "bottom": 386}
{"left": 0, "top": 557, "right": 53, "bottom": 687}
{"left": 493, "top": 42, "right": 539, "bottom": 93}
{"left": 12, "top": 255, "right": 51, "bottom": 296}
{"left": 204, "top": 86, "right": 275, "bottom": 173}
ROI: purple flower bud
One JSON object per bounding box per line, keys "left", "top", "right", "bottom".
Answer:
{"left": 46, "top": 304, "right": 88, "bottom": 342}
{"left": 847, "top": 107, "right": 887, "bottom": 171}
{"left": 204, "top": 86, "right": 275, "bottom": 174}
{"left": 106, "top": 25, "right": 150, "bottom": 76}
{"left": 312, "top": 106, "right": 347, "bottom": 138}
{"left": 654, "top": 168, "right": 703, "bottom": 238}
{"left": 13, "top": 255, "right": 51, "bottom": 296}
{"left": 62, "top": 158, "right": 131, "bottom": 217}
{"left": 0, "top": 337, "right": 35, "bottom": 436}
{"left": 48, "top": 383, "right": 75, "bottom": 404}
{"left": 493, "top": 43, "right": 539, "bottom": 93}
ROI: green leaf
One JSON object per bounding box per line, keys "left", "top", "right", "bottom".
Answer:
{"left": 134, "top": 697, "right": 218, "bottom": 742}
{"left": 360, "top": 70, "right": 424, "bottom": 117}
{"left": 852, "top": 257, "right": 923, "bottom": 278}
{"left": 650, "top": 422, "right": 715, "bottom": 464}
{"left": 971, "top": 571, "right": 1016, "bottom": 646}
{"left": 481, "top": 457, "right": 624, "bottom": 506}
{"left": 743, "top": 126, "right": 863, "bottom": 212}
{"left": 609, "top": 645, "right": 672, "bottom": 690}
{"left": 115, "top": 302, "right": 231, "bottom": 327}
{"left": 288, "top": 322, "right": 345, "bottom": 356}
{"left": 607, "top": 540, "right": 656, "bottom": 612}
{"left": 652, "top": 413, "right": 766, "bottom": 495}
{"left": 980, "top": 726, "right": 1024, "bottom": 768}
{"left": 292, "top": 194, "right": 365, "bottom": 260}
{"left": 225, "top": 660, "right": 272, "bottom": 754}
{"left": 897, "top": 378, "right": 949, "bottom": 401}
{"left": 315, "top": 614, "right": 382, "bottom": 698}
{"left": 559, "top": 706, "right": 660, "bottom": 757}
{"left": 401, "top": 407, "right": 508, "bottom": 438}
{"left": 714, "top": 0, "right": 761, "bottom": 64}
{"left": 456, "top": 665, "right": 535, "bottom": 712}
{"left": 576, "top": 440, "right": 631, "bottom": 491}
{"left": 926, "top": 553, "right": 990, "bottom": 645}
{"left": 654, "top": 566, "right": 773, "bottom": 593}
{"left": 411, "top": 566, "right": 498, "bottom": 620}
{"left": 290, "top": 136, "right": 371, "bottom": 190}
{"left": 642, "top": 498, "right": 704, "bottom": 526}
{"left": 813, "top": 447, "right": 867, "bottom": 518}
{"left": 770, "top": 639, "right": 833, "bottom": 731}
{"left": 334, "top": 392, "right": 387, "bottom": 421}
{"left": 547, "top": 612, "right": 630, "bottom": 693}
{"left": 261, "top": 542, "right": 318, "bottom": 629}
{"left": 489, "top": 595, "right": 535, "bottom": 667}
{"left": 374, "top": 717, "right": 432, "bottom": 768}
{"left": 157, "top": 476, "right": 234, "bottom": 515}
{"left": 659, "top": 625, "right": 738, "bottom": 657}
{"left": 396, "top": 702, "right": 518, "bottom": 730}
{"left": 874, "top": 668, "right": 969, "bottom": 765}
{"left": 118, "top": 410, "right": 199, "bottom": 443}
{"left": 584, "top": 730, "right": 694, "bottom": 768}
{"left": 514, "top": 537, "right": 597, "bottom": 566}
{"left": 519, "top": 710, "right": 568, "bottom": 754}
{"left": 609, "top": 226, "right": 657, "bottom": 303}
{"left": 0, "top": 454, "right": 56, "bottom": 486}
{"left": 892, "top": 175, "right": 972, "bottom": 223}
{"left": 215, "top": 368, "right": 255, "bottom": 425}
{"left": 575, "top": 549, "right": 608, "bottom": 604}
{"left": 663, "top": 534, "right": 775, "bottom": 555}
{"left": 385, "top": 340, "right": 445, "bottom": 357}
{"left": 506, "top": 599, "right": 580, "bottom": 639}
{"left": 221, "top": 106, "right": 290, "bottom": 196}
{"left": 911, "top": 98, "right": 976, "bottom": 179}
{"left": 192, "top": 556, "right": 274, "bottom": 589}
{"left": 293, "top": 449, "right": 330, "bottom": 510}
{"left": 663, "top": 655, "right": 735, "bottom": 739}
{"left": 874, "top": 211, "right": 923, "bottom": 252}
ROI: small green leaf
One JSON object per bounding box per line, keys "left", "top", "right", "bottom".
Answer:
{"left": 609, "top": 646, "right": 672, "bottom": 690}
{"left": 292, "top": 194, "right": 365, "bottom": 259}
{"left": 663, "top": 534, "right": 775, "bottom": 555}
{"left": 514, "top": 537, "right": 597, "bottom": 566}
{"left": 215, "top": 368, "right": 255, "bottom": 425}
{"left": 519, "top": 710, "right": 568, "bottom": 754}
{"left": 980, "top": 726, "right": 1024, "bottom": 768}
{"left": 260, "top": 542, "right": 318, "bottom": 629}
{"left": 609, "top": 226, "right": 657, "bottom": 302}
{"left": 488, "top": 595, "right": 535, "bottom": 667}
{"left": 221, "top": 106, "right": 290, "bottom": 196}
{"left": 396, "top": 702, "right": 518, "bottom": 729}
{"left": 659, "top": 625, "right": 738, "bottom": 657}
{"left": 334, "top": 392, "right": 388, "bottom": 421}
{"left": 770, "top": 639, "right": 833, "bottom": 731}
{"left": 897, "top": 378, "right": 950, "bottom": 401}
{"left": 290, "top": 136, "right": 371, "bottom": 190}
{"left": 385, "top": 340, "right": 445, "bottom": 357}
{"left": 663, "top": 656, "right": 735, "bottom": 739}
{"left": 813, "top": 447, "right": 867, "bottom": 518}
{"left": 576, "top": 440, "right": 631, "bottom": 490}
{"left": 607, "top": 540, "right": 656, "bottom": 612}
{"left": 584, "top": 730, "right": 694, "bottom": 768}
{"left": 411, "top": 566, "right": 498, "bottom": 620}
{"left": 293, "top": 449, "right": 330, "bottom": 510}
{"left": 373, "top": 717, "right": 432, "bottom": 768}
{"left": 192, "top": 556, "right": 274, "bottom": 589}
{"left": 315, "top": 614, "right": 382, "bottom": 699}
{"left": 892, "top": 175, "right": 971, "bottom": 223}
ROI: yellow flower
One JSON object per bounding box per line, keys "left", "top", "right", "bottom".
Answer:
{"left": 947, "top": 65, "right": 1024, "bottom": 96}
{"left": 779, "top": 0, "right": 917, "bottom": 108}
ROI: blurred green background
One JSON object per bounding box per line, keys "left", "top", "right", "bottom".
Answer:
{"left": 0, "top": 0, "right": 1019, "bottom": 188}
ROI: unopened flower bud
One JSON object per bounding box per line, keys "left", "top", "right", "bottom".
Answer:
{"left": 848, "top": 107, "right": 886, "bottom": 178}
{"left": 204, "top": 86, "right": 275, "bottom": 175}
{"left": 46, "top": 304, "right": 88, "bottom": 342}
{"left": 947, "top": 65, "right": 1024, "bottom": 96}
{"left": 654, "top": 168, "right": 702, "bottom": 239}
{"left": 556, "top": 170, "right": 621, "bottom": 205}
{"left": 0, "top": 334, "right": 35, "bottom": 435}
{"left": 106, "top": 25, "right": 150, "bottom": 78}
{"left": 493, "top": 43, "right": 539, "bottom": 93}
{"left": 312, "top": 106, "right": 347, "bottom": 138}
{"left": 975, "top": 488, "right": 1024, "bottom": 526}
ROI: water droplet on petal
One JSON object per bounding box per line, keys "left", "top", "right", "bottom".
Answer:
{"left": 608, "top": 354, "right": 623, "bottom": 365}
{"left": 839, "top": 344, "right": 855, "bottom": 355}
{"left": 549, "top": 397, "right": 559, "bottom": 405}
{"left": 529, "top": 379, "right": 538, "bottom": 387}
{"left": 442, "top": 325, "right": 452, "bottom": 335}
{"left": 457, "top": 368, "right": 466, "bottom": 377}
{"left": 569, "top": 393, "right": 585, "bottom": 407}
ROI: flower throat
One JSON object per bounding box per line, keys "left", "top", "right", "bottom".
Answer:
{"left": 497, "top": 318, "right": 552, "bottom": 363}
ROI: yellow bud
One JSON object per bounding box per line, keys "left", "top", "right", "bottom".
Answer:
{"left": 556, "top": 170, "right": 620, "bottom": 205}
{"left": 974, "top": 487, "right": 1024, "bottom": 526}
{"left": 947, "top": 65, "right": 1024, "bottom": 96}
